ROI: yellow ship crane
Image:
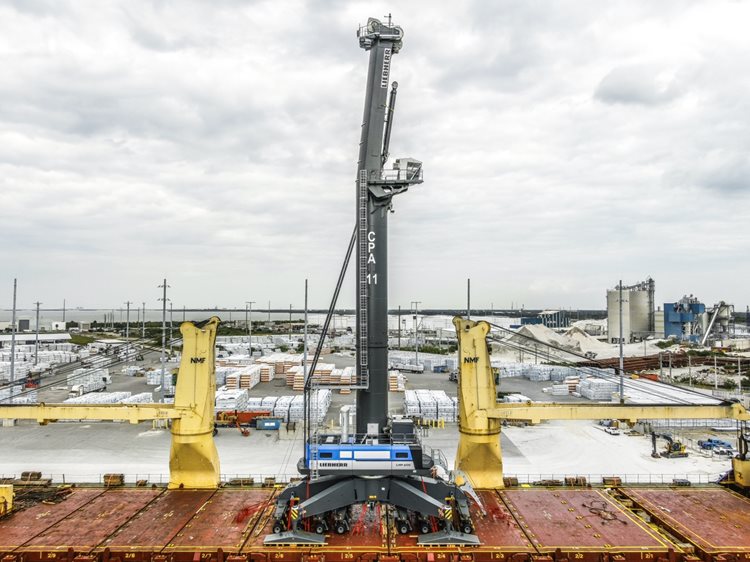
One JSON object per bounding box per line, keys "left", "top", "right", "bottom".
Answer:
{"left": 453, "top": 317, "right": 750, "bottom": 489}
{"left": 0, "top": 317, "right": 221, "bottom": 490}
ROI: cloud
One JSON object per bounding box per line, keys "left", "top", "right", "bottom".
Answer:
{"left": 594, "top": 65, "right": 684, "bottom": 106}
{"left": 0, "top": 0, "right": 748, "bottom": 311}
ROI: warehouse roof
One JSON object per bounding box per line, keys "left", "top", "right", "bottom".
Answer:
{"left": 0, "top": 332, "right": 72, "bottom": 343}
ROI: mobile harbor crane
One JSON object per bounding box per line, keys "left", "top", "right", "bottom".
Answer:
{"left": 452, "top": 317, "right": 750, "bottom": 490}
{"left": 0, "top": 317, "right": 222, "bottom": 491}
{"left": 263, "top": 17, "right": 480, "bottom": 547}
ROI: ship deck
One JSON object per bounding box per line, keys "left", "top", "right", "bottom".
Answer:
{"left": 1, "top": 485, "right": 749, "bottom": 561}
{"left": 621, "top": 486, "right": 750, "bottom": 556}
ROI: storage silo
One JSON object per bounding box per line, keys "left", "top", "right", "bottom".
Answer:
{"left": 629, "top": 290, "right": 650, "bottom": 338}
{"left": 607, "top": 289, "right": 630, "bottom": 343}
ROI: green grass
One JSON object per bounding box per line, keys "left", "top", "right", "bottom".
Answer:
{"left": 70, "top": 334, "right": 96, "bottom": 345}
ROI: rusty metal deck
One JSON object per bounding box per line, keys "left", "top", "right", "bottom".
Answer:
{"left": 621, "top": 486, "right": 750, "bottom": 556}
{"left": 1, "top": 485, "right": 749, "bottom": 562}
{"left": 498, "top": 489, "right": 675, "bottom": 559}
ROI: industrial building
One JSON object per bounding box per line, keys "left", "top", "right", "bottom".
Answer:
{"left": 521, "top": 310, "right": 571, "bottom": 329}
{"left": 606, "top": 277, "right": 655, "bottom": 343}
{"left": 664, "top": 296, "right": 735, "bottom": 344}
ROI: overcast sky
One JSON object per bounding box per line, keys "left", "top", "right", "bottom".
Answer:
{"left": 1, "top": 0, "right": 748, "bottom": 312}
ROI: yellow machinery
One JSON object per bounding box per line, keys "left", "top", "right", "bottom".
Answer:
{"left": 0, "top": 317, "right": 220, "bottom": 490}
{"left": 453, "top": 317, "right": 750, "bottom": 489}
{"left": 0, "top": 485, "right": 12, "bottom": 516}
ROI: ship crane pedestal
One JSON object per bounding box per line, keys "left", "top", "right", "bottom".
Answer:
{"left": 264, "top": 17, "right": 479, "bottom": 546}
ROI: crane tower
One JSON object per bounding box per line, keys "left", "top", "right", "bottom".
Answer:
{"left": 355, "top": 16, "right": 423, "bottom": 434}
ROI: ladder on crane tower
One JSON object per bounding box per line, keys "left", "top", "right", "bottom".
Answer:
{"left": 357, "top": 169, "right": 369, "bottom": 389}
{"left": 308, "top": 370, "right": 321, "bottom": 480}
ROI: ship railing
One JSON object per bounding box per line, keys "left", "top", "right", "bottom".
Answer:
{"left": 308, "top": 431, "right": 422, "bottom": 446}
{"left": 0, "top": 471, "right": 729, "bottom": 487}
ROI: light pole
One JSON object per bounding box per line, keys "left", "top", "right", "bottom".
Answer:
{"left": 34, "top": 301, "right": 42, "bottom": 366}
{"left": 246, "top": 300, "right": 256, "bottom": 360}
{"left": 158, "top": 279, "right": 170, "bottom": 402}
{"left": 10, "top": 279, "right": 17, "bottom": 387}
{"left": 141, "top": 302, "right": 146, "bottom": 338}
{"left": 398, "top": 305, "right": 402, "bottom": 349}
{"left": 411, "top": 301, "right": 421, "bottom": 366}
{"left": 618, "top": 279, "right": 624, "bottom": 404}
{"left": 169, "top": 302, "right": 173, "bottom": 355}
{"left": 124, "top": 301, "right": 132, "bottom": 367}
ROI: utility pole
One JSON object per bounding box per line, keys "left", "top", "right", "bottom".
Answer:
{"left": 618, "top": 280, "right": 624, "bottom": 404}
{"left": 246, "top": 300, "right": 256, "bottom": 359}
{"left": 289, "top": 304, "right": 293, "bottom": 343}
{"left": 169, "top": 302, "right": 173, "bottom": 354}
{"left": 34, "top": 301, "right": 41, "bottom": 366}
{"left": 738, "top": 356, "right": 742, "bottom": 393}
{"left": 10, "top": 279, "right": 17, "bottom": 387}
{"left": 669, "top": 351, "right": 672, "bottom": 380}
{"left": 62, "top": 298, "right": 66, "bottom": 325}
{"left": 158, "top": 279, "right": 170, "bottom": 402}
{"left": 398, "top": 305, "right": 401, "bottom": 349}
{"left": 467, "top": 278, "right": 471, "bottom": 320}
{"left": 411, "top": 301, "right": 421, "bottom": 366}
{"left": 303, "top": 280, "right": 308, "bottom": 379}
{"left": 714, "top": 355, "right": 718, "bottom": 390}
{"left": 124, "top": 301, "right": 132, "bottom": 368}
{"left": 141, "top": 302, "right": 146, "bottom": 338}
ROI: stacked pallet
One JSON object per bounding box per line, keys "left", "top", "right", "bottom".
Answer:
{"left": 122, "top": 392, "right": 153, "bottom": 404}
{"left": 224, "top": 365, "right": 261, "bottom": 390}
{"left": 64, "top": 392, "right": 132, "bottom": 404}
{"left": 215, "top": 389, "right": 249, "bottom": 411}
{"left": 551, "top": 384, "right": 569, "bottom": 396}
{"left": 0, "top": 385, "right": 37, "bottom": 404}
{"left": 578, "top": 377, "right": 618, "bottom": 400}
{"left": 388, "top": 370, "right": 406, "bottom": 391}
{"left": 67, "top": 368, "right": 109, "bottom": 393}
{"left": 259, "top": 363, "right": 275, "bottom": 382}
{"left": 256, "top": 353, "right": 303, "bottom": 383}
{"left": 261, "top": 396, "right": 278, "bottom": 410}
{"left": 403, "top": 389, "right": 458, "bottom": 421}
{"left": 288, "top": 363, "right": 336, "bottom": 391}
{"left": 273, "top": 396, "right": 294, "bottom": 419}
{"left": 404, "top": 391, "right": 420, "bottom": 416}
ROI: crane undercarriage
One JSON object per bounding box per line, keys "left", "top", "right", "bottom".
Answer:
{"left": 264, "top": 474, "right": 479, "bottom": 545}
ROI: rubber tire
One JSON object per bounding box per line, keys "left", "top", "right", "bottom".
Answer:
{"left": 419, "top": 523, "right": 431, "bottom": 534}
{"left": 335, "top": 523, "right": 347, "bottom": 535}
{"left": 315, "top": 523, "right": 325, "bottom": 534}
{"left": 398, "top": 523, "right": 409, "bottom": 534}
{"left": 272, "top": 522, "right": 283, "bottom": 534}
{"left": 462, "top": 523, "right": 473, "bottom": 534}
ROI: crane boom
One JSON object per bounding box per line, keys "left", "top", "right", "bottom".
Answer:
{"left": 0, "top": 317, "right": 221, "bottom": 489}
{"left": 453, "top": 316, "right": 750, "bottom": 489}
{"left": 483, "top": 402, "right": 750, "bottom": 424}
{"left": 0, "top": 403, "right": 186, "bottom": 424}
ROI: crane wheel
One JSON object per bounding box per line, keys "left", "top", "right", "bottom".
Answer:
{"left": 272, "top": 522, "right": 283, "bottom": 534}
